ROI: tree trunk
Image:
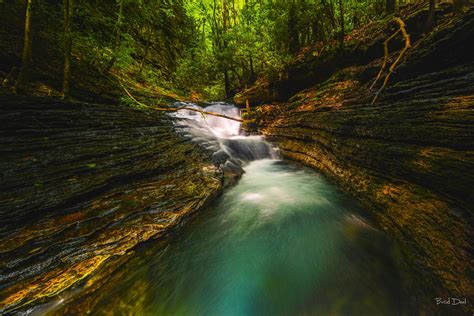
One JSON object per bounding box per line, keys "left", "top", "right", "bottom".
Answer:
{"left": 386, "top": 0, "right": 396, "bottom": 15}
{"left": 338, "top": 0, "right": 344, "bottom": 50}
{"left": 62, "top": 0, "right": 73, "bottom": 99}
{"left": 139, "top": 32, "right": 151, "bottom": 75}
{"left": 224, "top": 71, "right": 231, "bottom": 98}
{"left": 103, "top": 0, "right": 123, "bottom": 73}
{"left": 114, "top": 0, "right": 123, "bottom": 52}
{"left": 15, "top": 0, "right": 33, "bottom": 94}
{"left": 425, "top": 0, "right": 436, "bottom": 32}
{"left": 321, "top": 0, "right": 336, "bottom": 42}
{"left": 222, "top": 0, "right": 231, "bottom": 98}
{"left": 453, "top": 0, "right": 467, "bottom": 14}
{"left": 202, "top": 18, "right": 206, "bottom": 45}
{"left": 288, "top": 1, "right": 299, "bottom": 54}
{"left": 249, "top": 54, "right": 255, "bottom": 84}
{"left": 231, "top": 0, "right": 237, "bottom": 27}
{"left": 311, "top": 17, "right": 319, "bottom": 42}
{"left": 352, "top": 13, "right": 360, "bottom": 29}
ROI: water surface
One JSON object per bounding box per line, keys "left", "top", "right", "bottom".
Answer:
{"left": 89, "top": 158, "right": 411, "bottom": 315}
{"left": 44, "top": 103, "right": 414, "bottom": 315}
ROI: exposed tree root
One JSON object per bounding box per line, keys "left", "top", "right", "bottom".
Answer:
{"left": 371, "top": 17, "right": 411, "bottom": 105}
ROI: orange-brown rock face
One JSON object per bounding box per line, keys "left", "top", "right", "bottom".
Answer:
{"left": 0, "top": 97, "right": 223, "bottom": 313}
{"left": 258, "top": 10, "right": 474, "bottom": 314}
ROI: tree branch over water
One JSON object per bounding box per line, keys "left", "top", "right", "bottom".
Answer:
{"left": 119, "top": 79, "right": 243, "bottom": 122}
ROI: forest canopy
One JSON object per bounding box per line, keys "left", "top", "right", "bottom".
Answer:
{"left": 1, "top": 0, "right": 468, "bottom": 101}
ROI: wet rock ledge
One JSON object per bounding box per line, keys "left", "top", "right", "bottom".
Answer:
{"left": 259, "top": 10, "right": 474, "bottom": 313}
{"left": 0, "top": 96, "right": 223, "bottom": 313}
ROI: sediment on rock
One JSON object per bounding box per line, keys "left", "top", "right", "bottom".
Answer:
{"left": 0, "top": 96, "right": 223, "bottom": 313}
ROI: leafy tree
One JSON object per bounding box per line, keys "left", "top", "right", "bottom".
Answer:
{"left": 9, "top": 0, "right": 446, "bottom": 100}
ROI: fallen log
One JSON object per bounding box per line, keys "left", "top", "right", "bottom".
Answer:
{"left": 119, "top": 80, "right": 243, "bottom": 122}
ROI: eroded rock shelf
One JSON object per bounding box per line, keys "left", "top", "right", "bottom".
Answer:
{"left": 258, "top": 10, "right": 474, "bottom": 312}
{"left": 0, "top": 97, "right": 223, "bottom": 313}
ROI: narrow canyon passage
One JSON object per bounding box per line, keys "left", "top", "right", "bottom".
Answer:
{"left": 2, "top": 3, "right": 472, "bottom": 314}
{"left": 0, "top": 0, "right": 474, "bottom": 316}
{"left": 85, "top": 158, "right": 413, "bottom": 315}
{"left": 35, "top": 104, "right": 418, "bottom": 315}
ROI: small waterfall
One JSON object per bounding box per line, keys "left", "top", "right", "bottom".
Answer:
{"left": 172, "top": 102, "right": 278, "bottom": 168}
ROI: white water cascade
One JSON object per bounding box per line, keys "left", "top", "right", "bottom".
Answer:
{"left": 172, "top": 102, "right": 278, "bottom": 169}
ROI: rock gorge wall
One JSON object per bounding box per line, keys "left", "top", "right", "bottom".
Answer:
{"left": 0, "top": 96, "right": 224, "bottom": 313}
{"left": 258, "top": 10, "right": 474, "bottom": 313}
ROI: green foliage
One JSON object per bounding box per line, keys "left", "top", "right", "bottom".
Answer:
{"left": 55, "top": 0, "right": 195, "bottom": 93}
{"left": 171, "top": 0, "right": 386, "bottom": 98}
{"left": 115, "top": 34, "right": 136, "bottom": 69}
{"left": 203, "top": 81, "right": 227, "bottom": 100}
{"left": 5, "top": 0, "right": 388, "bottom": 100}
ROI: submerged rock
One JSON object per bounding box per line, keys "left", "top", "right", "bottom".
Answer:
{"left": 212, "top": 149, "right": 230, "bottom": 165}
{"left": 222, "top": 160, "right": 245, "bottom": 187}
{"left": 222, "top": 136, "right": 276, "bottom": 162}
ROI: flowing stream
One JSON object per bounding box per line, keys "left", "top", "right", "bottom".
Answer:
{"left": 41, "top": 103, "right": 414, "bottom": 315}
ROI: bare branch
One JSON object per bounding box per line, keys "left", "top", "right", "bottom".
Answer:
{"left": 371, "top": 17, "right": 411, "bottom": 105}
{"left": 118, "top": 78, "right": 243, "bottom": 122}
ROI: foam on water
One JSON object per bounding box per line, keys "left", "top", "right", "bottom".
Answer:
{"left": 172, "top": 102, "right": 278, "bottom": 165}
{"left": 173, "top": 102, "right": 241, "bottom": 138}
